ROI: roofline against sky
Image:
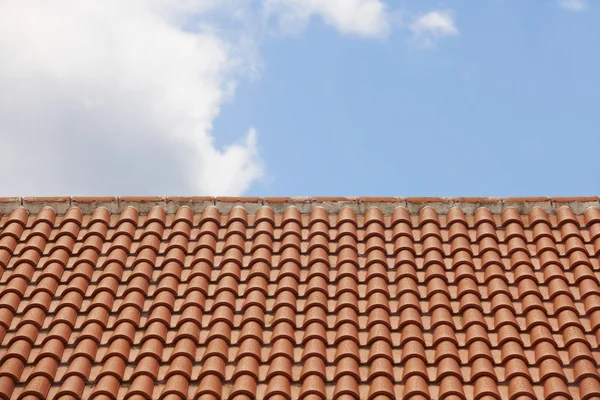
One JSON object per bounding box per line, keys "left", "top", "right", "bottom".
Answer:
{"left": 1, "top": 196, "right": 599, "bottom": 216}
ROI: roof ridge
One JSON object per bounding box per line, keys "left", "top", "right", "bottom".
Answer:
{"left": 1, "top": 196, "right": 599, "bottom": 216}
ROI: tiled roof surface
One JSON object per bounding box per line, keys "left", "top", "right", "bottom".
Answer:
{"left": 1, "top": 196, "right": 600, "bottom": 399}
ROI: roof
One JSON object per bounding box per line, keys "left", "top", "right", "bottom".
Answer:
{"left": 1, "top": 196, "right": 600, "bottom": 400}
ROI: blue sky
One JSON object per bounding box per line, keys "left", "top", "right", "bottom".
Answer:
{"left": 216, "top": 1, "right": 600, "bottom": 196}
{"left": 1, "top": 0, "right": 598, "bottom": 196}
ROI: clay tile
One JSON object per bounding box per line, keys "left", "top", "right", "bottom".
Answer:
{"left": 565, "top": 232, "right": 586, "bottom": 254}
{"left": 333, "top": 339, "right": 359, "bottom": 363}
{"left": 501, "top": 208, "right": 523, "bottom": 226}
{"left": 231, "top": 374, "right": 258, "bottom": 398}
{"left": 281, "top": 206, "right": 302, "bottom": 224}
{"left": 126, "top": 374, "right": 156, "bottom": 398}
{"left": 171, "top": 205, "right": 192, "bottom": 223}
{"left": 450, "top": 237, "right": 472, "bottom": 257}
{"left": 7, "top": 207, "right": 29, "bottom": 225}
{"left": 447, "top": 207, "right": 468, "bottom": 226}
{"left": 271, "top": 320, "right": 296, "bottom": 342}
{"left": 336, "top": 207, "right": 357, "bottom": 227}
{"left": 72, "top": 338, "right": 99, "bottom": 359}
{"left": 505, "top": 223, "right": 526, "bottom": 241}
{"left": 91, "top": 374, "right": 121, "bottom": 398}
{"left": 336, "top": 223, "right": 358, "bottom": 241}
{"left": 199, "top": 355, "right": 226, "bottom": 380}
{"left": 236, "top": 337, "right": 262, "bottom": 360}
{"left": 568, "top": 342, "right": 594, "bottom": 364}
{"left": 199, "top": 206, "right": 220, "bottom": 223}
{"left": 160, "top": 373, "right": 190, "bottom": 399}
{"left": 529, "top": 207, "right": 551, "bottom": 226}
{"left": 331, "top": 383, "right": 359, "bottom": 400}
{"left": 252, "top": 206, "right": 274, "bottom": 224}
{"left": 397, "top": 324, "right": 424, "bottom": 348}
{"left": 282, "top": 246, "right": 303, "bottom": 266}
{"left": 0, "top": 357, "right": 25, "bottom": 380}
{"left": 476, "top": 223, "right": 498, "bottom": 241}
{"left": 309, "top": 208, "right": 329, "bottom": 226}
{"left": 473, "top": 207, "right": 494, "bottom": 226}
{"left": 579, "top": 377, "right": 600, "bottom": 400}
{"left": 366, "top": 323, "right": 392, "bottom": 346}
{"left": 555, "top": 206, "right": 577, "bottom": 225}
{"left": 439, "top": 375, "right": 466, "bottom": 399}
{"left": 0, "top": 221, "right": 24, "bottom": 242}
{"left": 62, "top": 205, "right": 84, "bottom": 222}
{"left": 241, "top": 303, "right": 265, "bottom": 324}
{"left": 57, "top": 375, "right": 86, "bottom": 398}
{"left": 400, "top": 340, "right": 427, "bottom": 365}
{"left": 391, "top": 207, "right": 410, "bottom": 225}
{"left": 254, "top": 223, "right": 274, "bottom": 243}
{"left": 307, "top": 262, "right": 329, "bottom": 281}
{"left": 584, "top": 206, "right": 600, "bottom": 225}
{"left": 144, "top": 206, "right": 166, "bottom": 224}
{"left": 34, "top": 206, "right": 56, "bottom": 224}
{"left": 131, "top": 355, "right": 160, "bottom": 379}
{"left": 538, "top": 357, "right": 567, "bottom": 381}
{"left": 22, "top": 374, "right": 53, "bottom": 398}
{"left": 195, "top": 374, "right": 222, "bottom": 399}
{"left": 364, "top": 340, "right": 391, "bottom": 364}
{"left": 88, "top": 206, "right": 110, "bottom": 223}
{"left": 461, "top": 306, "right": 486, "bottom": 330}
{"left": 118, "top": 206, "right": 139, "bottom": 224}
{"left": 334, "top": 357, "right": 360, "bottom": 381}
{"left": 368, "top": 376, "right": 395, "bottom": 399}
{"left": 266, "top": 356, "right": 293, "bottom": 381}
{"left": 364, "top": 207, "right": 384, "bottom": 225}
{"left": 449, "top": 223, "right": 469, "bottom": 242}
{"left": 307, "top": 235, "right": 329, "bottom": 254}
{"left": 402, "top": 375, "right": 430, "bottom": 399}
{"left": 473, "top": 375, "right": 501, "bottom": 399}
{"left": 418, "top": 207, "right": 440, "bottom": 226}
{"left": 227, "top": 207, "right": 248, "bottom": 224}
{"left": 508, "top": 376, "right": 535, "bottom": 399}
{"left": 368, "top": 356, "right": 394, "bottom": 380}
{"left": 299, "top": 374, "right": 326, "bottom": 399}
{"left": 334, "top": 323, "right": 359, "bottom": 343}
{"left": 543, "top": 377, "right": 570, "bottom": 399}
{"left": 301, "top": 329, "right": 327, "bottom": 352}
{"left": 469, "top": 353, "right": 495, "bottom": 378}
{"left": 98, "top": 355, "right": 127, "bottom": 378}
{"left": 572, "top": 359, "right": 599, "bottom": 383}
{"left": 265, "top": 375, "right": 291, "bottom": 399}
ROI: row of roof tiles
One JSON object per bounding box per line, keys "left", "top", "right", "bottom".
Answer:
{"left": 5, "top": 202, "right": 600, "bottom": 232}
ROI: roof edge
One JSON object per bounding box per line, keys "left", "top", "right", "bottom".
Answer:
{"left": 0, "top": 196, "right": 598, "bottom": 216}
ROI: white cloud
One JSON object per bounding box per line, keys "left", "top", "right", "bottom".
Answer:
{"left": 264, "top": 0, "right": 390, "bottom": 38}
{"left": 0, "top": 1, "right": 459, "bottom": 196}
{"left": 0, "top": 0, "right": 262, "bottom": 196}
{"left": 558, "top": 0, "right": 587, "bottom": 11}
{"left": 410, "top": 10, "right": 458, "bottom": 48}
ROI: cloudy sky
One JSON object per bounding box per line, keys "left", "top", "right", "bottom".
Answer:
{"left": 0, "top": 0, "right": 598, "bottom": 196}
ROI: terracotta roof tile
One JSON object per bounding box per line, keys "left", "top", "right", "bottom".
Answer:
{"left": 1, "top": 197, "right": 600, "bottom": 398}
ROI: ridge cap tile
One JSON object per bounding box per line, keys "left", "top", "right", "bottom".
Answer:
{"left": 406, "top": 197, "right": 454, "bottom": 215}
{"left": 0, "top": 197, "right": 22, "bottom": 216}
{"left": 2, "top": 196, "right": 599, "bottom": 215}
{"left": 215, "top": 197, "right": 263, "bottom": 214}
{"left": 72, "top": 197, "right": 119, "bottom": 214}
{"left": 310, "top": 197, "right": 360, "bottom": 214}
{"left": 22, "top": 197, "right": 71, "bottom": 215}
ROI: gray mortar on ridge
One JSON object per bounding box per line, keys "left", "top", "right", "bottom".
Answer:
{"left": 1, "top": 197, "right": 599, "bottom": 216}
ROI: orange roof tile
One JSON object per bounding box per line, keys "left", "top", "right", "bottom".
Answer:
{"left": 1, "top": 196, "right": 600, "bottom": 399}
